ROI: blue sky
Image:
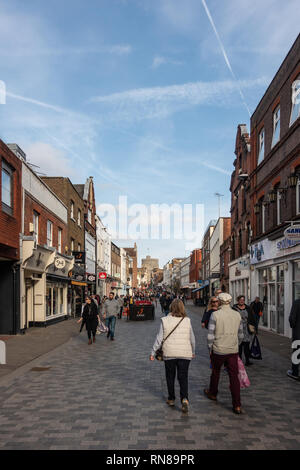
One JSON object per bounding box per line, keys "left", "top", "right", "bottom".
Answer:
{"left": 0, "top": 0, "right": 299, "bottom": 266}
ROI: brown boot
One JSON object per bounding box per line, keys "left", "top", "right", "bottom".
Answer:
{"left": 88, "top": 339, "right": 92, "bottom": 345}
{"left": 93, "top": 336, "right": 96, "bottom": 343}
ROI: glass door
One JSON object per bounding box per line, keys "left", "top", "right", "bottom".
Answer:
{"left": 269, "top": 283, "right": 277, "bottom": 331}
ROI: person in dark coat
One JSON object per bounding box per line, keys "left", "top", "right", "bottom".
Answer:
{"left": 233, "top": 295, "right": 256, "bottom": 366}
{"left": 287, "top": 299, "right": 300, "bottom": 380}
{"left": 77, "top": 296, "right": 100, "bottom": 345}
{"left": 249, "top": 297, "right": 263, "bottom": 331}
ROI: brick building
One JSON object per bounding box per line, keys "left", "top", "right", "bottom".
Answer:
{"left": 124, "top": 243, "right": 138, "bottom": 290}
{"left": 74, "top": 177, "right": 97, "bottom": 295}
{"left": 228, "top": 124, "right": 252, "bottom": 304}
{"left": 0, "top": 140, "right": 22, "bottom": 334}
{"left": 110, "top": 242, "right": 121, "bottom": 294}
{"left": 41, "top": 177, "right": 86, "bottom": 315}
{"left": 19, "top": 153, "right": 73, "bottom": 329}
{"left": 199, "top": 220, "right": 216, "bottom": 304}
{"left": 249, "top": 33, "right": 300, "bottom": 337}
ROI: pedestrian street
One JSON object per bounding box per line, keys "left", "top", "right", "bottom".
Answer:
{"left": 0, "top": 303, "right": 300, "bottom": 450}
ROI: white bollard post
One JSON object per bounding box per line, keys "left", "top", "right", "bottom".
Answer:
{"left": 0, "top": 340, "right": 6, "bottom": 364}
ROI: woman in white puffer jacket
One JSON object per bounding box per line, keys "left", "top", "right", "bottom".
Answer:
{"left": 150, "top": 299, "right": 195, "bottom": 413}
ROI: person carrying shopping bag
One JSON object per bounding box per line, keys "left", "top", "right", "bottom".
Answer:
{"left": 77, "top": 296, "right": 100, "bottom": 345}
{"left": 150, "top": 299, "right": 195, "bottom": 413}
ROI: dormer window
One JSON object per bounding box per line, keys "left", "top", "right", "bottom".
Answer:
{"left": 290, "top": 76, "right": 300, "bottom": 127}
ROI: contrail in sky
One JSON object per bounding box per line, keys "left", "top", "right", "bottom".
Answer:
{"left": 201, "top": 0, "right": 251, "bottom": 117}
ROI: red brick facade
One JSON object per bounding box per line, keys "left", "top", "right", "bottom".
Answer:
{"left": 23, "top": 192, "right": 67, "bottom": 252}
{"left": 0, "top": 140, "right": 22, "bottom": 260}
{"left": 189, "top": 249, "right": 202, "bottom": 283}
{"left": 230, "top": 125, "right": 251, "bottom": 260}
{"left": 250, "top": 34, "right": 300, "bottom": 240}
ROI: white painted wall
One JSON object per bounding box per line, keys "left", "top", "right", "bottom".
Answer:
{"left": 22, "top": 163, "right": 67, "bottom": 223}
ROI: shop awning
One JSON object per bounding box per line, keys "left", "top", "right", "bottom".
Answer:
{"left": 192, "top": 287, "right": 201, "bottom": 293}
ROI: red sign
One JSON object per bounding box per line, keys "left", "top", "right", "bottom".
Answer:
{"left": 98, "top": 272, "right": 107, "bottom": 279}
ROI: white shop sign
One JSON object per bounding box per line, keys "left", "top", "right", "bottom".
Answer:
{"left": 250, "top": 236, "right": 300, "bottom": 264}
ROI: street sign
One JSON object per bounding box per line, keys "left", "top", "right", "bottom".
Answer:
{"left": 284, "top": 225, "right": 300, "bottom": 241}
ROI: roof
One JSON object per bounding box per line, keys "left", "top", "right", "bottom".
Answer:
{"left": 74, "top": 184, "right": 84, "bottom": 198}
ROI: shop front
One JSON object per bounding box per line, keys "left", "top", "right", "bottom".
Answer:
{"left": 21, "top": 238, "right": 74, "bottom": 328}
{"left": 250, "top": 235, "right": 300, "bottom": 338}
{"left": 229, "top": 256, "right": 250, "bottom": 305}
{"left": 68, "top": 264, "right": 87, "bottom": 317}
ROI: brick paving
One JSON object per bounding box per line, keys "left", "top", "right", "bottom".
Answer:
{"left": 0, "top": 303, "right": 299, "bottom": 450}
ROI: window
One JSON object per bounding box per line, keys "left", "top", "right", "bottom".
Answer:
{"left": 1, "top": 160, "right": 13, "bottom": 215}
{"left": 262, "top": 203, "right": 266, "bottom": 233}
{"left": 78, "top": 242, "right": 81, "bottom": 251}
{"left": 239, "top": 229, "right": 242, "bottom": 257}
{"left": 272, "top": 106, "right": 280, "bottom": 148}
{"left": 290, "top": 76, "right": 300, "bottom": 127}
{"left": 257, "top": 128, "right": 265, "bottom": 165}
{"left": 77, "top": 209, "right": 81, "bottom": 226}
{"left": 70, "top": 201, "right": 74, "bottom": 219}
{"left": 88, "top": 208, "right": 92, "bottom": 224}
{"left": 277, "top": 189, "right": 281, "bottom": 225}
{"left": 297, "top": 179, "right": 300, "bottom": 215}
{"left": 47, "top": 220, "right": 53, "bottom": 247}
{"left": 58, "top": 228, "right": 62, "bottom": 253}
{"left": 33, "top": 211, "right": 39, "bottom": 244}
{"left": 71, "top": 238, "right": 74, "bottom": 252}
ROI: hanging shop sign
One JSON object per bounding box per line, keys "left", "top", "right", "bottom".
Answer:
{"left": 284, "top": 225, "right": 300, "bottom": 241}
{"left": 87, "top": 274, "right": 96, "bottom": 283}
{"left": 72, "top": 251, "right": 86, "bottom": 264}
{"left": 98, "top": 272, "right": 107, "bottom": 280}
{"left": 54, "top": 257, "right": 66, "bottom": 269}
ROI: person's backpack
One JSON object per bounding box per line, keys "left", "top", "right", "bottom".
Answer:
{"left": 250, "top": 334, "right": 262, "bottom": 360}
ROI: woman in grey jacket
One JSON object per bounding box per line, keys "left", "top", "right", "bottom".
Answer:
{"left": 150, "top": 299, "right": 195, "bottom": 413}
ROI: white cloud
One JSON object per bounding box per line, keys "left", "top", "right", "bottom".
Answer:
{"left": 89, "top": 77, "right": 268, "bottom": 122}
{"left": 0, "top": 44, "right": 132, "bottom": 57}
{"left": 151, "top": 55, "right": 183, "bottom": 69}
{"left": 25, "top": 142, "right": 79, "bottom": 178}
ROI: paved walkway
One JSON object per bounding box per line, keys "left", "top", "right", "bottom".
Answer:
{"left": 0, "top": 304, "right": 299, "bottom": 450}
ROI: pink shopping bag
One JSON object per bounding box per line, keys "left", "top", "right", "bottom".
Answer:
{"left": 237, "top": 357, "right": 250, "bottom": 389}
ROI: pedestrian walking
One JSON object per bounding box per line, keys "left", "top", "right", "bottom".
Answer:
{"left": 150, "top": 299, "right": 195, "bottom": 413}
{"left": 287, "top": 299, "right": 300, "bottom": 380}
{"left": 118, "top": 295, "right": 124, "bottom": 319}
{"left": 77, "top": 296, "right": 100, "bottom": 345}
{"left": 204, "top": 293, "right": 244, "bottom": 414}
{"left": 103, "top": 292, "right": 120, "bottom": 341}
{"left": 249, "top": 297, "right": 263, "bottom": 331}
{"left": 201, "top": 296, "right": 219, "bottom": 329}
{"left": 233, "top": 295, "right": 256, "bottom": 367}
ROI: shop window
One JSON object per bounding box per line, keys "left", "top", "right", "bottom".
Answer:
{"left": 1, "top": 160, "right": 13, "bottom": 215}
{"left": 290, "top": 76, "right": 300, "bottom": 127}
{"left": 272, "top": 106, "right": 280, "bottom": 148}
{"left": 293, "top": 261, "right": 300, "bottom": 301}
{"left": 46, "top": 283, "right": 65, "bottom": 316}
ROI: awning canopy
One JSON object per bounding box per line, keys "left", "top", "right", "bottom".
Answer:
{"left": 192, "top": 287, "right": 201, "bottom": 293}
